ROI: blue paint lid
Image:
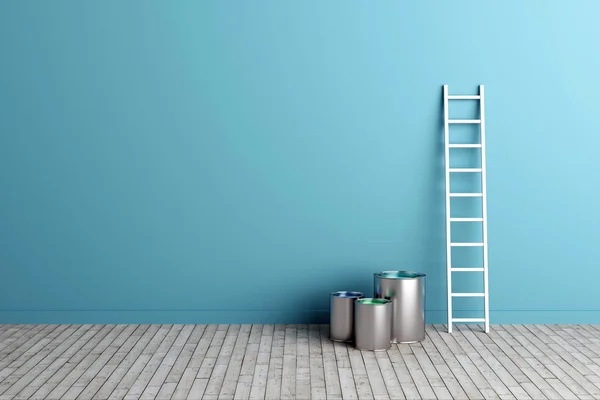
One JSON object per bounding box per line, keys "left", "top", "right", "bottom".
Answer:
{"left": 331, "top": 291, "right": 364, "bottom": 298}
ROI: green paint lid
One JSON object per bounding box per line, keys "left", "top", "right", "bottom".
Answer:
{"left": 355, "top": 298, "right": 391, "bottom": 305}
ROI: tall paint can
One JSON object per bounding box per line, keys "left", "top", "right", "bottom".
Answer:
{"left": 374, "top": 271, "right": 426, "bottom": 343}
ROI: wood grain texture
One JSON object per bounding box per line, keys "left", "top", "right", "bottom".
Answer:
{"left": 2, "top": 324, "right": 600, "bottom": 399}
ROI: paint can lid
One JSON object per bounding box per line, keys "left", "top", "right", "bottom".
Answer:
{"left": 331, "top": 291, "right": 364, "bottom": 298}
{"left": 355, "top": 298, "right": 391, "bottom": 305}
{"left": 375, "top": 271, "right": 426, "bottom": 279}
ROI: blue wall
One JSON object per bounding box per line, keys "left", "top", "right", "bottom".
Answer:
{"left": 1, "top": 1, "right": 600, "bottom": 324}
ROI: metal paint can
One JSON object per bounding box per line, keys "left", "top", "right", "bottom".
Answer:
{"left": 374, "top": 270, "right": 426, "bottom": 343}
{"left": 329, "top": 291, "right": 364, "bottom": 342}
{"left": 354, "top": 298, "right": 392, "bottom": 351}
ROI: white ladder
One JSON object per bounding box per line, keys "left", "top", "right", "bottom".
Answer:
{"left": 443, "top": 84, "right": 490, "bottom": 334}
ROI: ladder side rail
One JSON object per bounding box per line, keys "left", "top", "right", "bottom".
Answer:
{"left": 479, "top": 85, "right": 490, "bottom": 333}
{"left": 443, "top": 85, "right": 453, "bottom": 333}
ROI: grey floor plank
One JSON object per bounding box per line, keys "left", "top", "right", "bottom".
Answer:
{"left": 171, "top": 324, "right": 216, "bottom": 399}
{"left": 0, "top": 326, "right": 31, "bottom": 352}
{"left": 308, "top": 324, "right": 326, "bottom": 400}
{"left": 517, "top": 326, "right": 594, "bottom": 386}
{"left": 1, "top": 325, "right": 78, "bottom": 399}
{"left": 234, "top": 374, "right": 252, "bottom": 400}
{"left": 433, "top": 324, "right": 513, "bottom": 399}
{"left": 500, "top": 325, "right": 557, "bottom": 379}
{"left": 264, "top": 324, "right": 284, "bottom": 400}
{"left": 320, "top": 324, "right": 343, "bottom": 399}
{"left": 0, "top": 326, "right": 20, "bottom": 342}
{"left": 9, "top": 325, "right": 91, "bottom": 400}
{"left": 280, "top": 325, "right": 297, "bottom": 400}
{"left": 361, "top": 350, "right": 390, "bottom": 399}
{"left": 397, "top": 343, "right": 436, "bottom": 400}
{"left": 0, "top": 327, "right": 29, "bottom": 369}
{"left": 77, "top": 324, "right": 149, "bottom": 400}
{"left": 545, "top": 378, "right": 579, "bottom": 400}
{"left": 188, "top": 324, "right": 216, "bottom": 370}
{"left": 413, "top": 339, "right": 468, "bottom": 400}
{"left": 91, "top": 325, "right": 160, "bottom": 400}
{"left": 454, "top": 324, "right": 531, "bottom": 399}
{"left": 164, "top": 325, "right": 205, "bottom": 384}
{"left": 202, "top": 324, "right": 241, "bottom": 400}
{"left": 13, "top": 325, "right": 94, "bottom": 399}
{"left": 238, "top": 325, "right": 259, "bottom": 378}
{"left": 139, "top": 324, "right": 194, "bottom": 400}
{"left": 459, "top": 325, "right": 536, "bottom": 399}
{"left": 47, "top": 324, "right": 127, "bottom": 400}
{"left": 339, "top": 367, "right": 359, "bottom": 400}
{"left": 386, "top": 344, "right": 419, "bottom": 400}
{"left": 295, "top": 324, "right": 310, "bottom": 400}
{"left": 0, "top": 325, "right": 67, "bottom": 375}
{"left": 561, "top": 328, "right": 600, "bottom": 364}
{"left": 187, "top": 377, "right": 208, "bottom": 399}
{"left": 155, "top": 381, "right": 177, "bottom": 399}
{"left": 2, "top": 324, "right": 600, "bottom": 400}
{"left": 0, "top": 325, "right": 57, "bottom": 374}
{"left": 0, "top": 325, "right": 45, "bottom": 363}
{"left": 248, "top": 324, "right": 273, "bottom": 400}
{"left": 485, "top": 326, "right": 560, "bottom": 399}
{"left": 219, "top": 324, "right": 251, "bottom": 400}
{"left": 123, "top": 324, "right": 183, "bottom": 399}
{"left": 26, "top": 325, "right": 113, "bottom": 400}
{"left": 0, "top": 325, "right": 71, "bottom": 396}
{"left": 64, "top": 325, "right": 138, "bottom": 399}
{"left": 516, "top": 324, "right": 600, "bottom": 398}
{"left": 106, "top": 324, "right": 171, "bottom": 400}
{"left": 424, "top": 326, "right": 485, "bottom": 400}
{"left": 543, "top": 325, "right": 600, "bottom": 376}
{"left": 374, "top": 350, "right": 403, "bottom": 400}
{"left": 155, "top": 324, "right": 204, "bottom": 400}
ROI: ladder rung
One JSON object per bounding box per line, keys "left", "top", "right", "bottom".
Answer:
{"left": 450, "top": 218, "right": 483, "bottom": 222}
{"left": 450, "top": 242, "right": 484, "bottom": 247}
{"left": 449, "top": 144, "right": 482, "bottom": 148}
{"left": 451, "top": 268, "right": 485, "bottom": 272}
{"left": 452, "top": 293, "right": 485, "bottom": 297}
{"left": 449, "top": 193, "right": 483, "bottom": 197}
{"left": 449, "top": 168, "right": 482, "bottom": 173}
{"left": 447, "top": 95, "right": 481, "bottom": 100}
{"left": 452, "top": 318, "right": 485, "bottom": 322}
{"left": 448, "top": 119, "right": 481, "bottom": 124}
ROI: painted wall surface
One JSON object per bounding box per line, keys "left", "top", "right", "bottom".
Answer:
{"left": 1, "top": 1, "right": 599, "bottom": 323}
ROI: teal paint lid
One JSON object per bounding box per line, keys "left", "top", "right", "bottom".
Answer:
{"left": 375, "top": 270, "right": 426, "bottom": 279}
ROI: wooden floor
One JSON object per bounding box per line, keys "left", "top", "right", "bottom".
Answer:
{"left": 0, "top": 325, "right": 600, "bottom": 400}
